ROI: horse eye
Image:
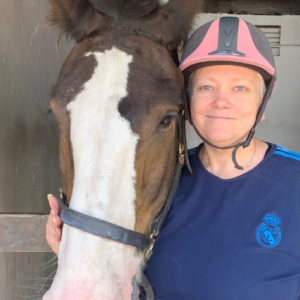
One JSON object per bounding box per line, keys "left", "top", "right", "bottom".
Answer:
{"left": 159, "top": 116, "right": 173, "bottom": 126}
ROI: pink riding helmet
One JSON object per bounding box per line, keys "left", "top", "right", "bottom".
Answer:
{"left": 179, "top": 17, "right": 277, "bottom": 170}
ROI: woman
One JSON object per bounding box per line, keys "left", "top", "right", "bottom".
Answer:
{"left": 46, "top": 17, "right": 300, "bottom": 299}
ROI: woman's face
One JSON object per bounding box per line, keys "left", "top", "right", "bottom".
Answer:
{"left": 190, "top": 64, "right": 263, "bottom": 147}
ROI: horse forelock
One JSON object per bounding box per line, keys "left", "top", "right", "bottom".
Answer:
{"left": 90, "top": 0, "right": 160, "bottom": 21}
{"left": 45, "top": 0, "right": 203, "bottom": 49}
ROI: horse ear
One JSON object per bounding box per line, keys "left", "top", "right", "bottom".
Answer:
{"left": 136, "top": 0, "right": 203, "bottom": 50}
{"left": 45, "top": 0, "right": 111, "bottom": 42}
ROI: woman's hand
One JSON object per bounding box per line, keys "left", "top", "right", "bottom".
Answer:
{"left": 46, "top": 194, "right": 62, "bottom": 255}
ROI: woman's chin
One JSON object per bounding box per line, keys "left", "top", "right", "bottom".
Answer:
{"left": 203, "top": 133, "right": 239, "bottom": 147}
{"left": 198, "top": 127, "right": 249, "bottom": 147}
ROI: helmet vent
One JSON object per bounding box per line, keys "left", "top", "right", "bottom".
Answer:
{"left": 209, "top": 17, "right": 245, "bottom": 57}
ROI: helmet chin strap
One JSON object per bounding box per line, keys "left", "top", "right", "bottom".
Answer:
{"left": 183, "top": 77, "right": 275, "bottom": 170}
{"left": 191, "top": 124, "right": 255, "bottom": 170}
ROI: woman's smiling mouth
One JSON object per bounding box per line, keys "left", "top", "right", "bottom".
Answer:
{"left": 206, "top": 116, "right": 235, "bottom": 120}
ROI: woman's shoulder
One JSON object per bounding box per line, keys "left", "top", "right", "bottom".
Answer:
{"left": 185, "top": 142, "right": 300, "bottom": 178}
{"left": 271, "top": 144, "right": 300, "bottom": 174}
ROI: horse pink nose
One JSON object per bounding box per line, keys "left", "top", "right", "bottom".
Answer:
{"left": 43, "top": 285, "right": 133, "bottom": 300}
{"left": 43, "top": 291, "right": 120, "bottom": 300}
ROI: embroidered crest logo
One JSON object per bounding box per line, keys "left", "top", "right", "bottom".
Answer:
{"left": 256, "top": 214, "right": 281, "bottom": 247}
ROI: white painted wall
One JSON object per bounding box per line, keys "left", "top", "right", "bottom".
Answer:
{"left": 186, "top": 14, "right": 300, "bottom": 153}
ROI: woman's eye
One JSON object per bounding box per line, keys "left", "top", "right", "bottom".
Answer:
{"left": 235, "top": 86, "right": 245, "bottom": 91}
{"left": 202, "top": 85, "right": 212, "bottom": 91}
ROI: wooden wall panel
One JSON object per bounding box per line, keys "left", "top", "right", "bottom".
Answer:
{"left": 0, "top": 215, "right": 51, "bottom": 252}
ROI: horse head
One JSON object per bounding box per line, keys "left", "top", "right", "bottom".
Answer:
{"left": 43, "top": 1, "right": 201, "bottom": 299}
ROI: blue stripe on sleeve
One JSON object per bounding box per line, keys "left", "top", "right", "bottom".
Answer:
{"left": 188, "top": 147, "right": 198, "bottom": 156}
{"left": 276, "top": 145, "right": 300, "bottom": 157}
{"left": 274, "top": 151, "right": 300, "bottom": 161}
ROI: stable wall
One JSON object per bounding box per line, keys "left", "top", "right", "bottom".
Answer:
{"left": 0, "top": 1, "right": 69, "bottom": 299}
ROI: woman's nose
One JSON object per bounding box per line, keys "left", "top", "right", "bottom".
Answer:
{"left": 211, "top": 89, "right": 231, "bottom": 109}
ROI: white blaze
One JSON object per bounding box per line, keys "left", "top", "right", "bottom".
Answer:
{"left": 43, "top": 48, "right": 142, "bottom": 300}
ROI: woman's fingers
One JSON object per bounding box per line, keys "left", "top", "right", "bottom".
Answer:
{"left": 48, "top": 194, "right": 60, "bottom": 213}
{"left": 46, "top": 194, "right": 62, "bottom": 255}
{"left": 51, "top": 210, "right": 62, "bottom": 228}
{"left": 46, "top": 216, "right": 59, "bottom": 255}
{"left": 54, "top": 226, "right": 62, "bottom": 242}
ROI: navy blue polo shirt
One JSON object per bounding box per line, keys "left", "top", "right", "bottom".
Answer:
{"left": 144, "top": 143, "right": 300, "bottom": 300}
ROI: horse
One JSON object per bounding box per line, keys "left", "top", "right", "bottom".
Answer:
{"left": 43, "top": 1, "right": 201, "bottom": 299}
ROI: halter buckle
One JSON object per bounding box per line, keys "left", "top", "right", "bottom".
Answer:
{"left": 143, "top": 230, "right": 157, "bottom": 261}
{"left": 178, "top": 142, "right": 185, "bottom": 165}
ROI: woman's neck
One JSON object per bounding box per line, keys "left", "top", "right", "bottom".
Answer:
{"left": 200, "top": 138, "right": 269, "bottom": 179}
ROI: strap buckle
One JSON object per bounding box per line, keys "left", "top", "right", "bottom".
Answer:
{"left": 143, "top": 230, "right": 157, "bottom": 261}
{"left": 179, "top": 142, "right": 185, "bottom": 165}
